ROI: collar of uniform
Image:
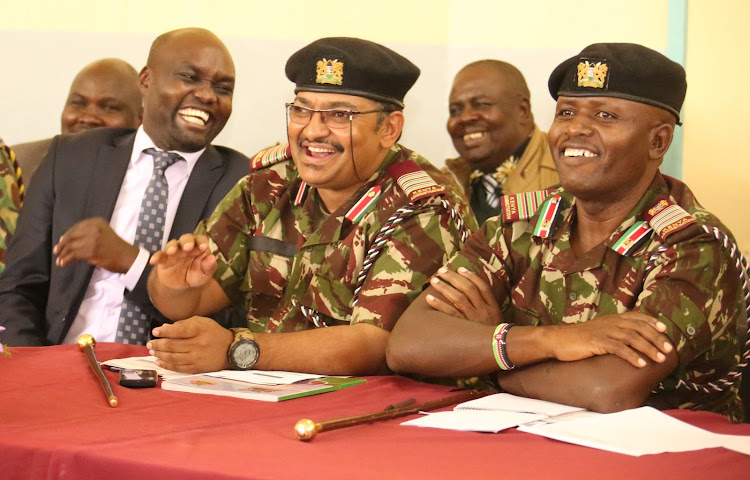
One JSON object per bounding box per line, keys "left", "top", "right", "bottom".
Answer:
{"left": 525, "top": 187, "right": 570, "bottom": 238}
{"left": 293, "top": 146, "right": 402, "bottom": 248}
{"left": 605, "top": 173, "right": 672, "bottom": 256}
{"left": 545, "top": 173, "right": 670, "bottom": 275}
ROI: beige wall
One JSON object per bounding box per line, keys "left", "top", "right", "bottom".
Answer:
{"left": 684, "top": 0, "right": 750, "bottom": 251}
{"left": 2, "top": 0, "right": 746, "bottom": 249}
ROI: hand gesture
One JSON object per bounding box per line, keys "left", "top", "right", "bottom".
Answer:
{"left": 53, "top": 217, "right": 139, "bottom": 273}
{"left": 147, "top": 316, "right": 234, "bottom": 373}
{"left": 425, "top": 267, "right": 502, "bottom": 326}
{"left": 547, "top": 312, "right": 674, "bottom": 368}
{"left": 149, "top": 234, "right": 217, "bottom": 291}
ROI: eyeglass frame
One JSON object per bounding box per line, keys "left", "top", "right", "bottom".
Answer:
{"left": 285, "top": 103, "right": 385, "bottom": 129}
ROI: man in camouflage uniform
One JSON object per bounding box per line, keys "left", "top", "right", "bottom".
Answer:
{"left": 146, "top": 38, "right": 476, "bottom": 375}
{"left": 388, "top": 43, "right": 746, "bottom": 422}
{"left": 0, "top": 139, "right": 23, "bottom": 273}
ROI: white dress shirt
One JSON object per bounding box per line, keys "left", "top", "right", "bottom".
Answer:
{"left": 62, "top": 127, "right": 204, "bottom": 343}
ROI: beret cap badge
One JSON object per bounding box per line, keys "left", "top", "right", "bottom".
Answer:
{"left": 576, "top": 60, "right": 609, "bottom": 89}
{"left": 316, "top": 58, "right": 343, "bottom": 86}
{"left": 286, "top": 37, "right": 420, "bottom": 108}
{"left": 548, "top": 43, "right": 687, "bottom": 124}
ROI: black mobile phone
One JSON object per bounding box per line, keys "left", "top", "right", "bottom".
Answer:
{"left": 118, "top": 369, "right": 158, "bottom": 388}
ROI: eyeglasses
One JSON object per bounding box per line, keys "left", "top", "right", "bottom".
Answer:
{"left": 285, "top": 103, "right": 383, "bottom": 129}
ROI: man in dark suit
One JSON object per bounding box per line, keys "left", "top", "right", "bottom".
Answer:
{"left": 12, "top": 58, "right": 143, "bottom": 185}
{"left": 0, "top": 28, "right": 249, "bottom": 346}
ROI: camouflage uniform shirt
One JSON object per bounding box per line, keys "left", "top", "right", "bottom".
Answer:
{"left": 199, "top": 143, "right": 477, "bottom": 333}
{"left": 0, "top": 139, "right": 23, "bottom": 273}
{"left": 446, "top": 173, "right": 744, "bottom": 421}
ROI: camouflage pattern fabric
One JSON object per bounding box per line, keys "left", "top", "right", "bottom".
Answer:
{"left": 446, "top": 172, "right": 745, "bottom": 422}
{"left": 198, "top": 143, "right": 477, "bottom": 334}
{"left": 0, "top": 139, "right": 22, "bottom": 273}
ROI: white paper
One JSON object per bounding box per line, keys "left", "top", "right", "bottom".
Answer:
{"left": 518, "top": 406, "right": 728, "bottom": 456}
{"left": 715, "top": 433, "right": 750, "bottom": 456}
{"left": 402, "top": 410, "right": 546, "bottom": 433}
{"left": 204, "top": 370, "right": 324, "bottom": 385}
{"left": 456, "top": 393, "right": 584, "bottom": 416}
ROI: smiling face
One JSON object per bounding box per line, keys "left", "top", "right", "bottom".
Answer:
{"left": 287, "top": 91, "right": 402, "bottom": 211}
{"left": 548, "top": 96, "right": 672, "bottom": 204}
{"left": 139, "top": 29, "right": 235, "bottom": 152}
{"left": 447, "top": 63, "right": 532, "bottom": 172}
{"left": 61, "top": 59, "right": 142, "bottom": 134}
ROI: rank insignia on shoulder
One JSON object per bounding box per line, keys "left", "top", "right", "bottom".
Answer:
{"left": 500, "top": 189, "right": 553, "bottom": 223}
{"left": 643, "top": 197, "right": 696, "bottom": 241}
{"left": 532, "top": 194, "right": 563, "bottom": 238}
{"left": 611, "top": 221, "right": 652, "bottom": 256}
{"left": 250, "top": 143, "right": 292, "bottom": 172}
{"left": 388, "top": 160, "right": 445, "bottom": 202}
{"left": 345, "top": 185, "right": 381, "bottom": 222}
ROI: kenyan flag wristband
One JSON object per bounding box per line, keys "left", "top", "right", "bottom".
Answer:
{"left": 492, "top": 323, "right": 515, "bottom": 370}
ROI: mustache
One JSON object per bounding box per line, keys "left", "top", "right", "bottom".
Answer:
{"left": 298, "top": 136, "right": 345, "bottom": 153}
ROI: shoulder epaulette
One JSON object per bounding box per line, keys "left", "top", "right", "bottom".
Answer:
{"left": 500, "top": 188, "right": 554, "bottom": 223}
{"left": 388, "top": 160, "right": 445, "bottom": 203}
{"left": 643, "top": 197, "right": 696, "bottom": 241}
{"left": 249, "top": 143, "right": 292, "bottom": 172}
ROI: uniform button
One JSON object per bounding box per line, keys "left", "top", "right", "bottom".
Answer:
{"left": 686, "top": 325, "right": 696, "bottom": 336}
{"left": 569, "top": 292, "right": 577, "bottom": 301}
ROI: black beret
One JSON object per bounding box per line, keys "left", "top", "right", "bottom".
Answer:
{"left": 548, "top": 43, "right": 686, "bottom": 123}
{"left": 285, "top": 37, "right": 420, "bottom": 109}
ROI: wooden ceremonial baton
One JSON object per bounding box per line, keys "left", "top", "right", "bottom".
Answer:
{"left": 294, "top": 390, "right": 482, "bottom": 441}
{"left": 77, "top": 334, "right": 118, "bottom": 407}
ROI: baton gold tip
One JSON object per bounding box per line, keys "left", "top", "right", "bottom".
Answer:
{"left": 109, "top": 396, "right": 118, "bottom": 408}
{"left": 77, "top": 334, "right": 95, "bottom": 350}
{"left": 294, "top": 418, "right": 319, "bottom": 441}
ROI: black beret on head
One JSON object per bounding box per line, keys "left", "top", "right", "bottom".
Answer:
{"left": 548, "top": 43, "right": 687, "bottom": 123}
{"left": 285, "top": 37, "right": 421, "bottom": 109}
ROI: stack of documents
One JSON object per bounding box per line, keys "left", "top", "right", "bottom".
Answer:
{"left": 402, "top": 393, "right": 750, "bottom": 456}
{"left": 102, "top": 355, "right": 365, "bottom": 402}
{"left": 401, "top": 392, "right": 592, "bottom": 433}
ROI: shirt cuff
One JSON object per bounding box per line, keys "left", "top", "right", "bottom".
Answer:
{"left": 123, "top": 247, "right": 150, "bottom": 292}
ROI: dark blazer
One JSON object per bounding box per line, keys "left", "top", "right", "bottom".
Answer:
{"left": 0, "top": 127, "right": 250, "bottom": 346}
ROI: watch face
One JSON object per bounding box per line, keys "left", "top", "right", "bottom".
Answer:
{"left": 232, "top": 340, "right": 259, "bottom": 369}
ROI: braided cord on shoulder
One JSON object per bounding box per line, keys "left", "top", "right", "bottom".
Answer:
{"left": 351, "top": 199, "right": 469, "bottom": 307}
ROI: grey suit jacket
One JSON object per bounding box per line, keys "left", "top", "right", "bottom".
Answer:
{"left": 11, "top": 137, "right": 53, "bottom": 186}
{"left": 0, "top": 127, "right": 250, "bottom": 346}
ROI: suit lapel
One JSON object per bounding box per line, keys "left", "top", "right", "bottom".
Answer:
{"left": 60, "top": 132, "right": 134, "bottom": 343}
{"left": 170, "top": 146, "right": 224, "bottom": 237}
{"left": 84, "top": 134, "right": 133, "bottom": 218}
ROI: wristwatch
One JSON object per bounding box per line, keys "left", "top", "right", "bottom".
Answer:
{"left": 227, "top": 328, "right": 260, "bottom": 370}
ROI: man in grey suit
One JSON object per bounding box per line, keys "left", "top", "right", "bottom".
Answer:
{"left": 12, "top": 58, "right": 144, "bottom": 185}
{"left": 0, "top": 28, "right": 249, "bottom": 346}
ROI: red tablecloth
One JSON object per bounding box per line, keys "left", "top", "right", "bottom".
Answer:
{"left": 2, "top": 343, "right": 749, "bottom": 480}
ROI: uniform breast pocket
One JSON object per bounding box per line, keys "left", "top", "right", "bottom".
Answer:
{"left": 243, "top": 237, "right": 295, "bottom": 299}
{"left": 294, "top": 272, "right": 354, "bottom": 327}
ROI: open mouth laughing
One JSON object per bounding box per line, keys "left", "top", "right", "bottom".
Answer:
{"left": 563, "top": 147, "right": 598, "bottom": 158}
{"left": 179, "top": 107, "right": 210, "bottom": 126}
